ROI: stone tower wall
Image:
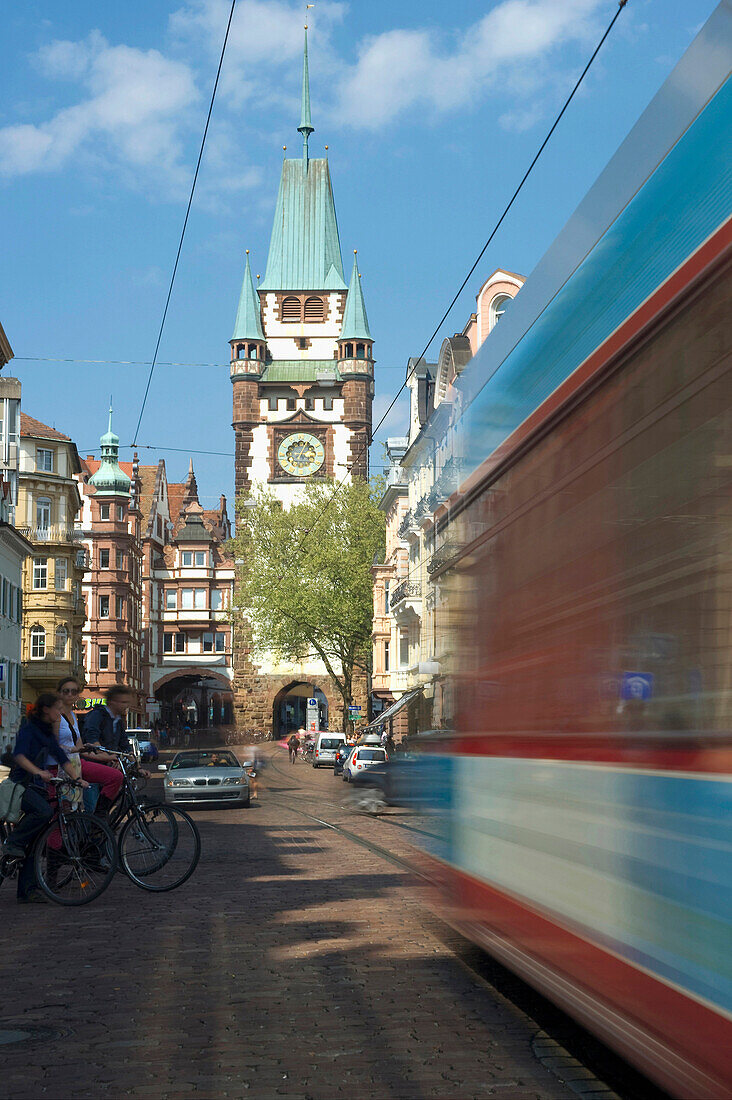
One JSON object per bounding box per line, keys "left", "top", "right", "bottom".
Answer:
{"left": 232, "top": 377, "right": 261, "bottom": 499}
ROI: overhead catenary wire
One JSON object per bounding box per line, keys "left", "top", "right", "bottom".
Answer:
{"left": 131, "top": 0, "right": 237, "bottom": 446}
{"left": 258, "top": 0, "right": 630, "bottom": 589}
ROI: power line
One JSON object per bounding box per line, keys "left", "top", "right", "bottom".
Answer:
{"left": 131, "top": 0, "right": 237, "bottom": 446}
{"left": 16, "top": 356, "right": 223, "bottom": 368}
{"left": 258, "top": 0, "right": 630, "bottom": 589}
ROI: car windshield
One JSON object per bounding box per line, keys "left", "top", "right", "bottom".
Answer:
{"left": 358, "top": 750, "right": 386, "bottom": 761}
{"left": 171, "top": 751, "right": 239, "bottom": 770}
{"left": 320, "top": 739, "right": 343, "bottom": 749}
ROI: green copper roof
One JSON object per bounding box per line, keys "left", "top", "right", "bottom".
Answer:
{"left": 340, "top": 253, "right": 372, "bottom": 341}
{"left": 89, "top": 406, "right": 131, "bottom": 498}
{"left": 260, "top": 158, "right": 346, "bottom": 291}
{"left": 232, "top": 253, "right": 265, "bottom": 341}
{"left": 261, "top": 361, "right": 342, "bottom": 383}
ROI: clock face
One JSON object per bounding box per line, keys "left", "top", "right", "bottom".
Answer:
{"left": 277, "top": 432, "right": 325, "bottom": 477}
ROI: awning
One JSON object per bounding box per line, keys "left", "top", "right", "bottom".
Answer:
{"left": 361, "top": 687, "right": 423, "bottom": 732}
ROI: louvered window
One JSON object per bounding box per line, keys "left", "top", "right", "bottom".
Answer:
{"left": 304, "top": 296, "right": 324, "bottom": 322}
{"left": 282, "top": 296, "right": 301, "bottom": 322}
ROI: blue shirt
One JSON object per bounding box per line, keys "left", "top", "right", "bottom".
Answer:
{"left": 10, "top": 718, "right": 69, "bottom": 787}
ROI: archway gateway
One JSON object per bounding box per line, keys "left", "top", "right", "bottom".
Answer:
{"left": 272, "top": 682, "right": 328, "bottom": 739}
{"left": 154, "top": 671, "right": 233, "bottom": 733}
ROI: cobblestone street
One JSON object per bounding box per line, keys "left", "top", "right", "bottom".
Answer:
{"left": 1, "top": 747, "right": 595, "bottom": 1099}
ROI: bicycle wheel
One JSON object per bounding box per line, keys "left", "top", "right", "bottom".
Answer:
{"left": 119, "top": 803, "right": 200, "bottom": 891}
{"left": 35, "top": 813, "right": 117, "bottom": 905}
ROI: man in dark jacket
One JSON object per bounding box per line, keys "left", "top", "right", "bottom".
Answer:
{"left": 83, "top": 684, "right": 133, "bottom": 753}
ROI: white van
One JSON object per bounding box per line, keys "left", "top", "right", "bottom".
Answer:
{"left": 313, "top": 732, "right": 346, "bottom": 768}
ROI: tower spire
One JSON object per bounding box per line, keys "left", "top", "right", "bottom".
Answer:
{"left": 297, "top": 24, "right": 314, "bottom": 166}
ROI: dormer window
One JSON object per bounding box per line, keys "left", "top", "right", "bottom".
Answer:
{"left": 37, "top": 448, "right": 54, "bottom": 472}
{"left": 490, "top": 294, "right": 512, "bottom": 328}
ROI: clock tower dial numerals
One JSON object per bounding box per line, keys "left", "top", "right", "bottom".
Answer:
{"left": 277, "top": 432, "right": 325, "bottom": 477}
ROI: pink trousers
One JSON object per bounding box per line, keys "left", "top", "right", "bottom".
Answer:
{"left": 80, "top": 760, "right": 123, "bottom": 801}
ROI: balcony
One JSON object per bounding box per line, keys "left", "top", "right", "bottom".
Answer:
{"left": 18, "top": 525, "right": 84, "bottom": 546}
{"left": 427, "top": 540, "right": 464, "bottom": 576}
{"left": 390, "top": 581, "right": 421, "bottom": 625}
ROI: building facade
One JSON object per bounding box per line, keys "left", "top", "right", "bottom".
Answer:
{"left": 79, "top": 448, "right": 235, "bottom": 733}
{"left": 0, "top": 347, "right": 31, "bottom": 748}
{"left": 76, "top": 412, "right": 144, "bottom": 723}
{"left": 230, "top": 31, "right": 372, "bottom": 736}
{"left": 18, "top": 414, "right": 85, "bottom": 703}
{"left": 371, "top": 270, "right": 524, "bottom": 735}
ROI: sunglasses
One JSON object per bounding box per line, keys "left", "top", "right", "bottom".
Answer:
{"left": 60, "top": 687, "right": 80, "bottom": 695}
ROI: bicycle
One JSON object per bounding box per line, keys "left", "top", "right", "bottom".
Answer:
{"left": 0, "top": 778, "right": 117, "bottom": 905}
{"left": 102, "top": 748, "right": 201, "bottom": 892}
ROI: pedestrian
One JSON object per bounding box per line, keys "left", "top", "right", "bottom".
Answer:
{"left": 55, "top": 677, "right": 123, "bottom": 816}
{"left": 2, "top": 692, "right": 90, "bottom": 903}
{"left": 380, "top": 729, "right": 388, "bottom": 749}
{"left": 183, "top": 723, "right": 192, "bottom": 748}
{"left": 287, "top": 732, "right": 299, "bottom": 764}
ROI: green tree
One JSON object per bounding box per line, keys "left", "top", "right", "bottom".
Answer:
{"left": 230, "top": 477, "right": 385, "bottom": 732}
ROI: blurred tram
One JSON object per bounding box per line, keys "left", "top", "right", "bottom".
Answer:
{"left": 422, "top": 12, "right": 732, "bottom": 1099}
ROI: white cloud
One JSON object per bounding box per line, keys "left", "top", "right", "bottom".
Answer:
{"left": 333, "top": 0, "right": 605, "bottom": 128}
{"left": 170, "top": 0, "right": 346, "bottom": 107}
{"left": 0, "top": 32, "right": 198, "bottom": 187}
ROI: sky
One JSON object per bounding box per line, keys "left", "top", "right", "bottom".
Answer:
{"left": 1, "top": 0, "right": 719, "bottom": 508}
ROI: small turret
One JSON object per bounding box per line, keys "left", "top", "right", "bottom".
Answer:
{"left": 231, "top": 251, "right": 266, "bottom": 374}
{"left": 338, "top": 252, "right": 373, "bottom": 371}
{"left": 89, "top": 404, "right": 131, "bottom": 498}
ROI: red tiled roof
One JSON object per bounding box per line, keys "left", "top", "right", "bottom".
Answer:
{"left": 20, "top": 412, "right": 71, "bottom": 442}
{"left": 167, "top": 483, "right": 187, "bottom": 525}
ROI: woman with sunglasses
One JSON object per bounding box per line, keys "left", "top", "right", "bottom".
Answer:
{"left": 54, "top": 678, "right": 123, "bottom": 817}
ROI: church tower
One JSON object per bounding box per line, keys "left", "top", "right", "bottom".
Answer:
{"left": 230, "top": 27, "right": 374, "bottom": 506}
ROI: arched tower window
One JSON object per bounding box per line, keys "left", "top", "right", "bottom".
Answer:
{"left": 237, "top": 344, "right": 246, "bottom": 359}
{"left": 304, "top": 296, "right": 324, "bottom": 322}
{"left": 490, "top": 294, "right": 512, "bottom": 328}
{"left": 249, "top": 345, "right": 259, "bottom": 359}
{"left": 282, "top": 296, "right": 301, "bottom": 322}
{"left": 356, "top": 343, "right": 365, "bottom": 359}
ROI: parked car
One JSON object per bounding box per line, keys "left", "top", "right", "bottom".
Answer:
{"left": 342, "top": 746, "right": 388, "bottom": 782}
{"left": 126, "top": 727, "right": 159, "bottom": 762}
{"left": 159, "top": 749, "right": 250, "bottom": 808}
{"left": 313, "top": 732, "right": 346, "bottom": 768}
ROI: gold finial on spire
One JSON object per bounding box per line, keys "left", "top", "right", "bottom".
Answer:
{"left": 246, "top": 248, "right": 249, "bottom": 255}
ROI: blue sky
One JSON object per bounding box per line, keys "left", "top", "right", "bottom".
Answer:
{"left": 1, "top": 0, "right": 718, "bottom": 507}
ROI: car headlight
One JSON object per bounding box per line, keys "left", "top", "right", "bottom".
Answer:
{"left": 168, "top": 778, "right": 192, "bottom": 787}
{"left": 222, "top": 776, "right": 246, "bottom": 785}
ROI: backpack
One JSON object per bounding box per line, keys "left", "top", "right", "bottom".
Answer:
{"left": 0, "top": 777, "right": 24, "bottom": 823}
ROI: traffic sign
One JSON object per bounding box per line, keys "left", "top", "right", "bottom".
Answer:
{"left": 348, "top": 705, "right": 361, "bottom": 712}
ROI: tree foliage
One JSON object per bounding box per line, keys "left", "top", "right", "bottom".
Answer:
{"left": 230, "top": 477, "right": 385, "bottom": 728}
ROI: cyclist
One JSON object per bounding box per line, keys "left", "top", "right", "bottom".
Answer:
{"left": 2, "top": 692, "right": 89, "bottom": 903}
{"left": 55, "top": 677, "right": 123, "bottom": 818}
{"left": 287, "top": 732, "right": 299, "bottom": 764}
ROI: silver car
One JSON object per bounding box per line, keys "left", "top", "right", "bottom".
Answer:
{"left": 161, "top": 749, "right": 250, "bottom": 808}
